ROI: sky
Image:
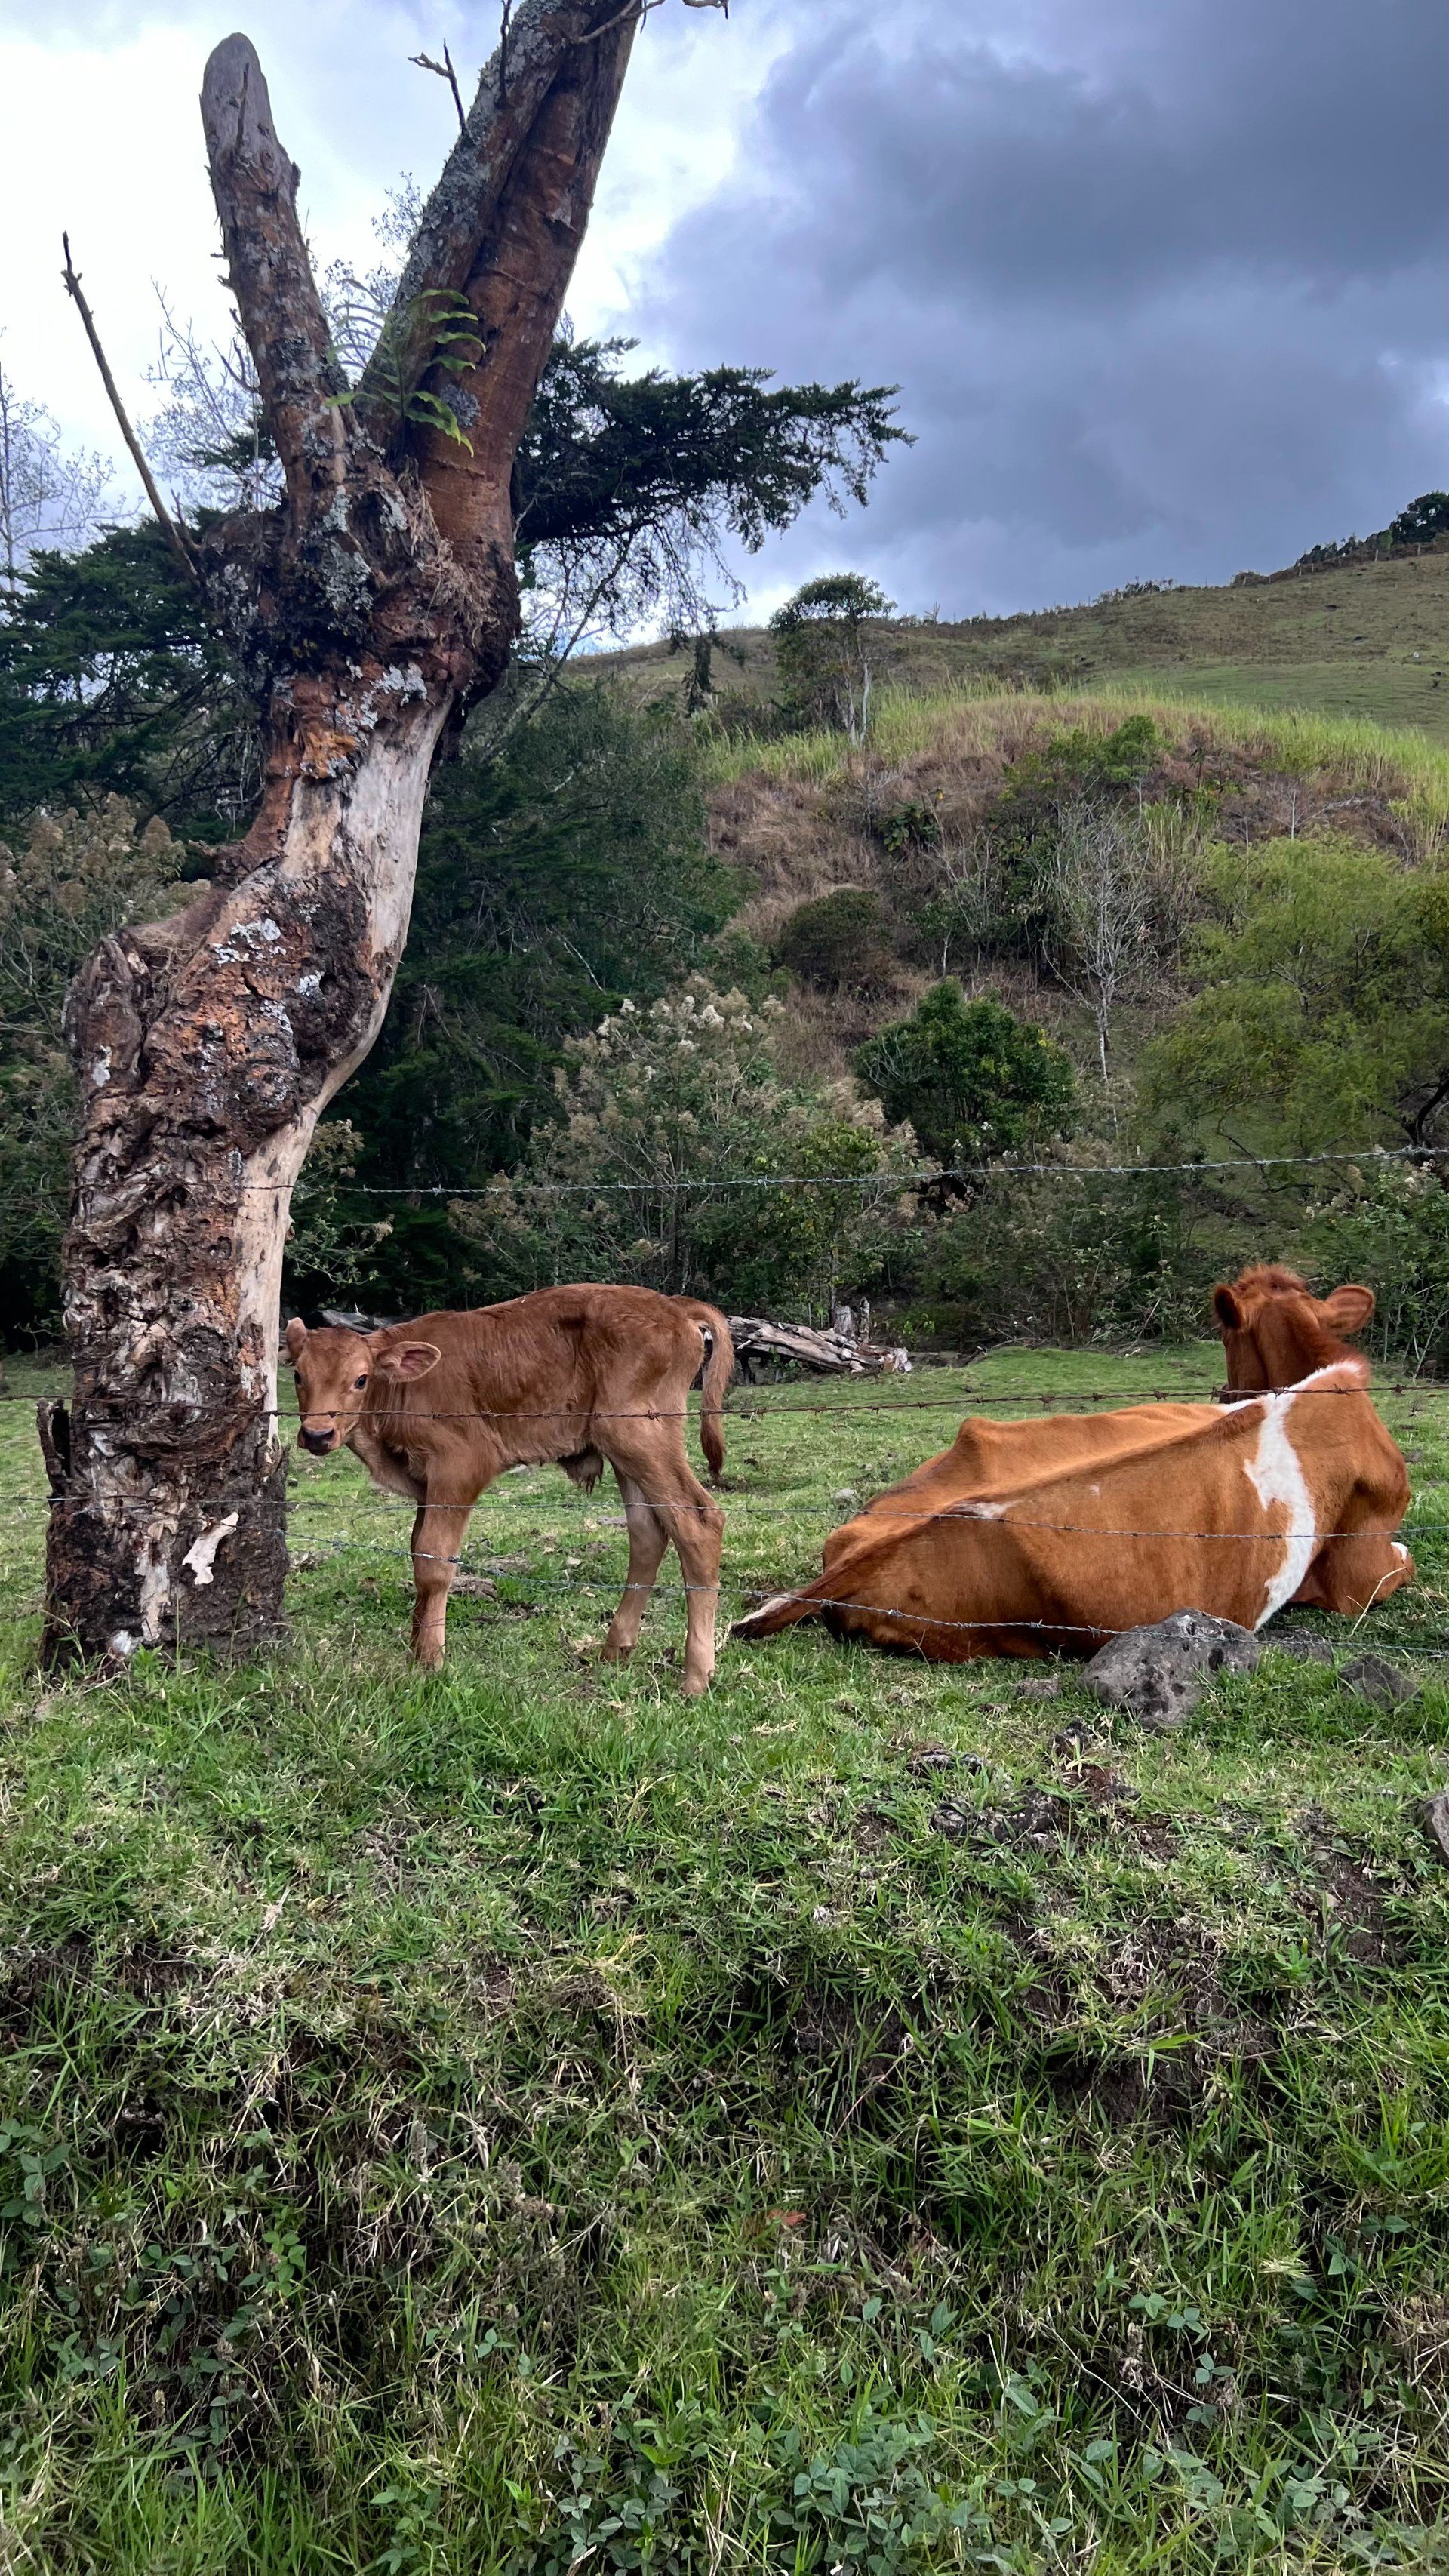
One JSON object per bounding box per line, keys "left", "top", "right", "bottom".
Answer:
{"left": 1, "top": 0, "right": 1444, "bottom": 621}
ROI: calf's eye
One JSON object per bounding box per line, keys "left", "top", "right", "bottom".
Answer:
{"left": 353, "top": 1374, "right": 368, "bottom": 1390}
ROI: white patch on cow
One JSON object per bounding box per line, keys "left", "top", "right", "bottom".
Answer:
{"left": 1394, "top": 1541, "right": 1409, "bottom": 1563}
{"left": 955, "top": 1500, "right": 1005, "bottom": 1520}
{"left": 1244, "top": 1390, "right": 1318, "bottom": 1627}
{"left": 751, "top": 1592, "right": 798, "bottom": 1619}
{"left": 183, "top": 1513, "right": 240, "bottom": 1587}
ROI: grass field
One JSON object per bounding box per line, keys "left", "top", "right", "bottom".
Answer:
{"left": 608, "top": 555, "right": 1449, "bottom": 746}
{"left": 4, "top": 1342, "right": 1449, "bottom": 2570}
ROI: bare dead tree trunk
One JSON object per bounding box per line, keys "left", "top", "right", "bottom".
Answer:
{"left": 44, "top": 5, "right": 644, "bottom": 1663}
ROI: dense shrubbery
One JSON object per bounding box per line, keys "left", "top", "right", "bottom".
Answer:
{"left": 1146, "top": 836, "right": 1449, "bottom": 1152}
{"left": 774, "top": 888, "right": 893, "bottom": 991}
{"left": 854, "top": 983, "right": 1075, "bottom": 1169}
{"left": 0, "top": 802, "right": 185, "bottom": 1331}
{"left": 455, "top": 977, "right": 918, "bottom": 1318}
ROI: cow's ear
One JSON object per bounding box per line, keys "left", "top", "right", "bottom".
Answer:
{"left": 284, "top": 1317, "right": 308, "bottom": 1360}
{"left": 375, "top": 1340, "right": 442, "bottom": 1382}
{"left": 1321, "top": 1282, "right": 1375, "bottom": 1336}
{"left": 1212, "top": 1285, "right": 1244, "bottom": 1331}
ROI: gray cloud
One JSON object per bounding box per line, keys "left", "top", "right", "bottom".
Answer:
{"left": 632, "top": 0, "right": 1448, "bottom": 612}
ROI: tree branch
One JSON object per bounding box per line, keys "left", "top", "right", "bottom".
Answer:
{"left": 411, "top": 45, "right": 467, "bottom": 131}
{"left": 60, "top": 235, "right": 198, "bottom": 581}
{"left": 200, "top": 35, "right": 348, "bottom": 525}
{"left": 358, "top": 0, "right": 646, "bottom": 560}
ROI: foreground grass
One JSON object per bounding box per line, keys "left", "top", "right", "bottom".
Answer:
{"left": 3, "top": 1346, "right": 1449, "bottom": 2569}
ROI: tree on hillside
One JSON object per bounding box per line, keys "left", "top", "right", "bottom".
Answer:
{"left": 1146, "top": 836, "right": 1449, "bottom": 1152}
{"left": 854, "top": 981, "right": 1075, "bottom": 1171}
{"left": 770, "top": 571, "right": 894, "bottom": 740}
{"left": 42, "top": 4, "right": 713, "bottom": 1664}
{"left": 513, "top": 337, "right": 906, "bottom": 660}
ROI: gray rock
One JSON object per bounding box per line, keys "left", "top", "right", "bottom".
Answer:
{"left": 1423, "top": 1793, "right": 1449, "bottom": 1867}
{"left": 1081, "top": 1610, "right": 1260, "bottom": 1732}
{"left": 1340, "top": 1652, "right": 1421, "bottom": 1712}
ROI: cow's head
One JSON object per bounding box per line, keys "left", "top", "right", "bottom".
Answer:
{"left": 284, "top": 1318, "right": 442, "bottom": 1454}
{"left": 1211, "top": 1266, "right": 1375, "bottom": 1396}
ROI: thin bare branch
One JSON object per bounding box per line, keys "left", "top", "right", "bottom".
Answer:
{"left": 60, "top": 235, "right": 198, "bottom": 580}
{"left": 410, "top": 45, "right": 467, "bottom": 131}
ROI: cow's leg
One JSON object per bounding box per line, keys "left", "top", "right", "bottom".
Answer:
{"left": 601, "top": 1473, "right": 669, "bottom": 1666}
{"left": 1294, "top": 1531, "right": 1414, "bottom": 1618}
{"left": 408, "top": 1488, "right": 484, "bottom": 1670}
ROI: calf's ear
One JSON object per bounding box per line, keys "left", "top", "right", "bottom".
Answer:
{"left": 375, "top": 1340, "right": 443, "bottom": 1382}
{"left": 284, "top": 1317, "right": 308, "bottom": 1360}
{"left": 1212, "top": 1285, "right": 1244, "bottom": 1331}
{"left": 1321, "top": 1282, "right": 1374, "bottom": 1336}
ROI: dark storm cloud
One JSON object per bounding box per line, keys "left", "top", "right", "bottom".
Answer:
{"left": 635, "top": 0, "right": 1448, "bottom": 611}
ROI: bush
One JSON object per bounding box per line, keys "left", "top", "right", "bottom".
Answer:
{"left": 854, "top": 983, "right": 1075, "bottom": 1170}
{"left": 1144, "top": 836, "right": 1449, "bottom": 1153}
{"left": 1306, "top": 1164, "right": 1449, "bottom": 1376}
{"left": 775, "top": 889, "right": 894, "bottom": 991}
{"left": 0, "top": 800, "right": 187, "bottom": 1336}
{"left": 904, "top": 1159, "right": 1237, "bottom": 1350}
{"left": 1000, "top": 713, "right": 1163, "bottom": 805}
{"left": 455, "top": 977, "right": 918, "bottom": 1318}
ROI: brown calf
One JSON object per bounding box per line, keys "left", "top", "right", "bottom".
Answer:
{"left": 285, "top": 1286, "right": 732, "bottom": 1691}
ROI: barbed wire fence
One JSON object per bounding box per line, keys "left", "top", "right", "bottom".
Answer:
{"left": 5, "top": 1139, "right": 1448, "bottom": 1666}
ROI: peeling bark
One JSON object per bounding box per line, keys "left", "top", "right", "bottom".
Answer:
{"left": 45, "top": 4, "right": 640, "bottom": 1662}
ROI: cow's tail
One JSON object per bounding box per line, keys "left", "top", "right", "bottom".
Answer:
{"left": 680, "top": 1300, "right": 734, "bottom": 1482}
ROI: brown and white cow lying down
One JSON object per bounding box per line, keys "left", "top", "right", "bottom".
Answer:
{"left": 286, "top": 1287, "right": 732, "bottom": 1691}
{"left": 733, "top": 1267, "right": 1411, "bottom": 1661}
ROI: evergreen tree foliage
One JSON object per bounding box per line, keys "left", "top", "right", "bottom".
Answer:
{"left": 854, "top": 982, "right": 1076, "bottom": 1170}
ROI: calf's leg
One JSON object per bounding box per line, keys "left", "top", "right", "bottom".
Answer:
{"left": 409, "top": 1489, "right": 485, "bottom": 1669}
{"left": 601, "top": 1473, "right": 669, "bottom": 1665}
{"left": 610, "top": 1439, "right": 724, "bottom": 1697}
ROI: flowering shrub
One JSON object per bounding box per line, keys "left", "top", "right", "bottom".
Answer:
{"left": 454, "top": 976, "right": 918, "bottom": 1316}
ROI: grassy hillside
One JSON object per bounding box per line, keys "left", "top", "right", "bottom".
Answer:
{"left": 4, "top": 1344, "right": 1449, "bottom": 2568}
{"left": 608, "top": 554, "right": 1449, "bottom": 743}
{"left": 692, "top": 685, "right": 1449, "bottom": 1094}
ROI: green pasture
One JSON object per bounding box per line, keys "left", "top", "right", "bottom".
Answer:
{"left": 2, "top": 1343, "right": 1449, "bottom": 2571}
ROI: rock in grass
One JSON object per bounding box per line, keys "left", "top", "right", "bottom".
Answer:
{"left": 1423, "top": 1793, "right": 1449, "bottom": 1867}
{"left": 1082, "top": 1611, "right": 1260, "bottom": 1732}
{"left": 1340, "top": 1652, "right": 1421, "bottom": 1712}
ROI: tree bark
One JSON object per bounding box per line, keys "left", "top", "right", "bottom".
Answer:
{"left": 44, "top": 4, "right": 640, "bottom": 1662}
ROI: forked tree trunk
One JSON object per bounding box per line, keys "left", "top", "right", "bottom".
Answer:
{"left": 42, "top": 5, "right": 643, "bottom": 1660}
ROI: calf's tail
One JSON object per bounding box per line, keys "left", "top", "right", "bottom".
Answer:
{"left": 680, "top": 1300, "right": 734, "bottom": 1482}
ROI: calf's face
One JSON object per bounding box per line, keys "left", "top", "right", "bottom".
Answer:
{"left": 284, "top": 1319, "right": 441, "bottom": 1454}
